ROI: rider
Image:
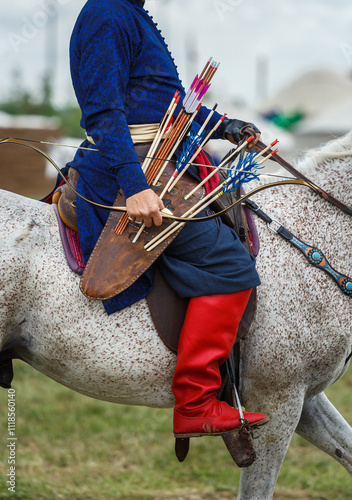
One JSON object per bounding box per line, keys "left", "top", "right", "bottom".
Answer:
{"left": 67, "top": 0, "right": 268, "bottom": 437}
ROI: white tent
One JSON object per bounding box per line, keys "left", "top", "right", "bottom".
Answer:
{"left": 257, "top": 68, "right": 352, "bottom": 118}
{"left": 295, "top": 97, "right": 352, "bottom": 136}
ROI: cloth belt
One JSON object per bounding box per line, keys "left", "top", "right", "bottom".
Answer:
{"left": 86, "top": 123, "right": 163, "bottom": 145}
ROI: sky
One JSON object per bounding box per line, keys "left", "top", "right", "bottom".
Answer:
{"left": 0, "top": 0, "right": 352, "bottom": 111}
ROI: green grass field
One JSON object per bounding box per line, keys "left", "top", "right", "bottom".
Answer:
{"left": 0, "top": 360, "right": 351, "bottom": 500}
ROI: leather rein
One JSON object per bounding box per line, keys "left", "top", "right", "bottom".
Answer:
{"left": 1, "top": 135, "right": 352, "bottom": 221}
{"left": 252, "top": 136, "right": 352, "bottom": 216}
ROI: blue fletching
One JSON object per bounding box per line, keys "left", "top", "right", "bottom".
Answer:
{"left": 223, "top": 151, "right": 263, "bottom": 193}
{"left": 176, "top": 122, "right": 205, "bottom": 172}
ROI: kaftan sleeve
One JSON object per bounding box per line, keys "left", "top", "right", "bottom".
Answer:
{"left": 73, "top": 19, "right": 150, "bottom": 199}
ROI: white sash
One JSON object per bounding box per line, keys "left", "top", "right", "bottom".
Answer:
{"left": 86, "top": 123, "right": 161, "bottom": 145}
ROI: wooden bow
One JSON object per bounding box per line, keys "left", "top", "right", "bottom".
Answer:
{"left": 1, "top": 136, "right": 350, "bottom": 224}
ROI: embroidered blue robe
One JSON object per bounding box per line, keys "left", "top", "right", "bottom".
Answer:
{"left": 66, "top": 0, "right": 260, "bottom": 313}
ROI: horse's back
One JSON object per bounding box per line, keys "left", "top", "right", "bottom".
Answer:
{"left": 0, "top": 189, "right": 57, "bottom": 232}
{"left": 0, "top": 189, "right": 175, "bottom": 408}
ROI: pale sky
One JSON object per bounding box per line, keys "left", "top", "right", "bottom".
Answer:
{"left": 0, "top": 0, "right": 352, "bottom": 110}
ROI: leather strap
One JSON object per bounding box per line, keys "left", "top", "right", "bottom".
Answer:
{"left": 245, "top": 198, "right": 352, "bottom": 297}
{"left": 241, "top": 126, "right": 352, "bottom": 216}
{"left": 80, "top": 145, "right": 206, "bottom": 300}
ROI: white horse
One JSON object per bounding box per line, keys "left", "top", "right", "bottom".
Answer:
{"left": 1, "top": 132, "right": 352, "bottom": 499}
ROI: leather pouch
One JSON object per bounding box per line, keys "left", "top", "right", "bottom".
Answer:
{"left": 80, "top": 157, "right": 205, "bottom": 300}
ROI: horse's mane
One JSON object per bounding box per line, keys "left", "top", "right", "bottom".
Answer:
{"left": 296, "top": 130, "right": 352, "bottom": 171}
{"left": 287, "top": 130, "right": 352, "bottom": 207}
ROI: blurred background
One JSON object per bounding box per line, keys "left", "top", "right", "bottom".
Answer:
{"left": 0, "top": 0, "right": 352, "bottom": 197}
{"left": 0, "top": 3, "right": 352, "bottom": 498}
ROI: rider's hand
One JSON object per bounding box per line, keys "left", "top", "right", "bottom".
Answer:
{"left": 226, "top": 131, "right": 262, "bottom": 151}
{"left": 220, "top": 118, "right": 261, "bottom": 150}
{"left": 126, "top": 189, "right": 164, "bottom": 228}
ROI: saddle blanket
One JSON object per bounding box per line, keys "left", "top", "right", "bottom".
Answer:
{"left": 53, "top": 204, "right": 85, "bottom": 274}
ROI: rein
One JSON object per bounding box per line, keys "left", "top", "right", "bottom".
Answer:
{"left": 239, "top": 126, "right": 352, "bottom": 217}
{"left": 1, "top": 135, "right": 352, "bottom": 222}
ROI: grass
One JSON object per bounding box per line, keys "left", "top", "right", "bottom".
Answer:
{"left": 0, "top": 361, "right": 351, "bottom": 499}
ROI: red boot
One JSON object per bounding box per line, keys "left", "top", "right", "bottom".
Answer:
{"left": 172, "top": 290, "right": 268, "bottom": 437}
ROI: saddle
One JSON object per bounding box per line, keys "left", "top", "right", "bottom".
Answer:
{"left": 148, "top": 184, "right": 258, "bottom": 354}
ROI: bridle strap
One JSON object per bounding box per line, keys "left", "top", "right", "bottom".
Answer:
{"left": 245, "top": 197, "right": 352, "bottom": 298}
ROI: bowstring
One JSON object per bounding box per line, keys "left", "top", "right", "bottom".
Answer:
{"left": 1, "top": 135, "right": 294, "bottom": 181}
{"left": 0, "top": 137, "right": 304, "bottom": 222}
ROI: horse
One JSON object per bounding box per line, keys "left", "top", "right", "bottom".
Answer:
{"left": 0, "top": 131, "right": 351, "bottom": 499}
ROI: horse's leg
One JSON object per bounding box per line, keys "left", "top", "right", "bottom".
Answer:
{"left": 296, "top": 391, "right": 352, "bottom": 476}
{"left": 237, "top": 394, "right": 305, "bottom": 500}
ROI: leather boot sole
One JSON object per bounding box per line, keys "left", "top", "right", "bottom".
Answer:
{"left": 174, "top": 416, "right": 270, "bottom": 438}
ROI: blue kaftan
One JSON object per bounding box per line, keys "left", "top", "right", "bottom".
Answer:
{"left": 67, "top": 0, "right": 260, "bottom": 313}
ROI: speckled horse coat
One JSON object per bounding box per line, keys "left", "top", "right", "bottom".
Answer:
{"left": 1, "top": 132, "right": 352, "bottom": 499}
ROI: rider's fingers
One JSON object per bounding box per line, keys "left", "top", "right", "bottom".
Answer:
{"left": 126, "top": 189, "right": 165, "bottom": 227}
{"left": 153, "top": 211, "right": 163, "bottom": 227}
{"left": 144, "top": 216, "right": 153, "bottom": 228}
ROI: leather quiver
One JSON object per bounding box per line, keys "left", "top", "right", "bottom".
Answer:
{"left": 80, "top": 160, "right": 205, "bottom": 300}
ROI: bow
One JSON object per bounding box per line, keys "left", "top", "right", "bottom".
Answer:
{"left": 0, "top": 136, "right": 347, "bottom": 223}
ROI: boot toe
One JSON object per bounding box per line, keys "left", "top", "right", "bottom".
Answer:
{"left": 173, "top": 401, "right": 268, "bottom": 437}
